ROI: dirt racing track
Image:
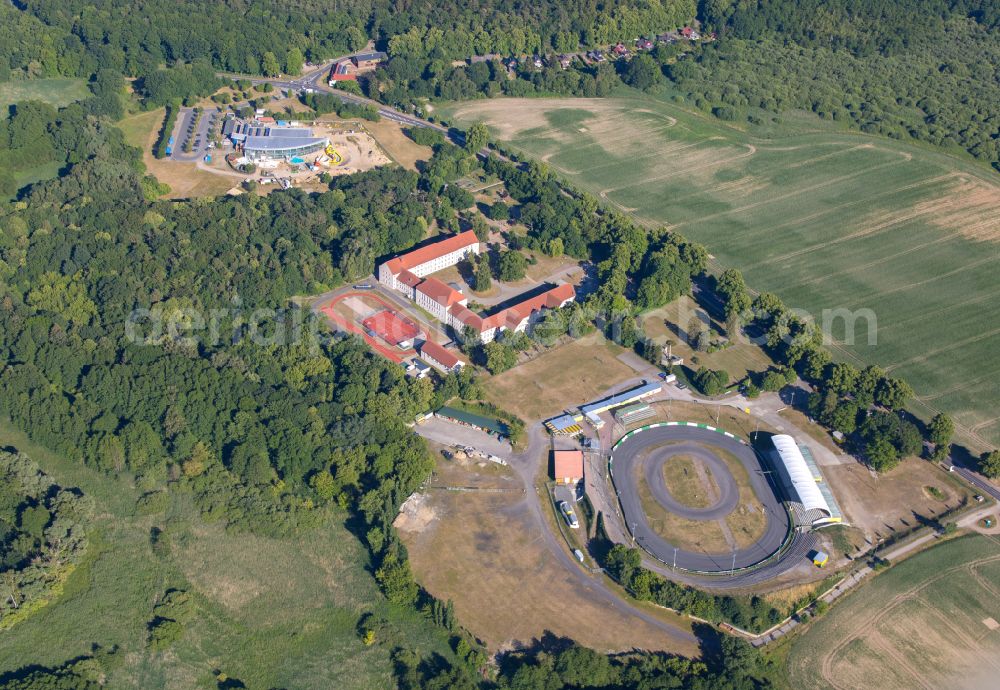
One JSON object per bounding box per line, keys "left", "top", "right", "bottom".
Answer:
{"left": 610, "top": 423, "right": 814, "bottom": 580}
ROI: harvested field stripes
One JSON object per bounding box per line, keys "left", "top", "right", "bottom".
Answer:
{"left": 687, "top": 170, "right": 959, "bottom": 248}
{"left": 663, "top": 154, "right": 909, "bottom": 230}
{"left": 444, "top": 96, "right": 1000, "bottom": 448}
{"left": 545, "top": 135, "right": 722, "bottom": 177}
{"left": 788, "top": 535, "right": 1000, "bottom": 690}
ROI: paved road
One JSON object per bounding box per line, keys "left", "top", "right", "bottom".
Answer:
{"left": 751, "top": 501, "right": 1000, "bottom": 645}
{"left": 949, "top": 461, "right": 1000, "bottom": 502}
{"left": 502, "top": 422, "right": 699, "bottom": 646}
{"left": 217, "top": 60, "right": 458, "bottom": 139}
{"left": 611, "top": 426, "right": 793, "bottom": 572}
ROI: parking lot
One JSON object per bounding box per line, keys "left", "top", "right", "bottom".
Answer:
{"left": 413, "top": 416, "right": 511, "bottom": 459}
{"left": 170, "top": 107, "right": 222, "bottom": 161}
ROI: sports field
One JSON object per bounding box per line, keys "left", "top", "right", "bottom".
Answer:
{"left": 787, "top": 533, "right": 1000, "bottom": 690}
{"left": 634, "top": 443, "right": 768, "bottom": 553}
{"left": 441, "top": 96, "right": 1000, "bottom": 450}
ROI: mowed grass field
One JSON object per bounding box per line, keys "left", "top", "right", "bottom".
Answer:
{"left": 786, "top": 533, "right": 1000, "bottom": 690}
{"left": 441, "top": 95, "right": 1000, "bottom": 450}
{"left": 483, "top": 331, "right": 640, "bottom": 421}
{"left": 0, "top": 419, "right": 452, "bottom": 689}
{"left": 641, "top": 295, "right": 774, "bottom": 384}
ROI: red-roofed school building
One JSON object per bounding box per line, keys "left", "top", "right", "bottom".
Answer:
{"left": 379, "top": 231, "right": 481, "bottom": 293}
{"left": 418, "top": 340, "right": 465, "bottom": 373}
{"left": 378, "top": 231, "right": 575, "bottom": 344}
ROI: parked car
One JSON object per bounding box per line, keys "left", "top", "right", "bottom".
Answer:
{"left": 676, "top": 382, "right": 687, "bottom": 390}
{"left": 573, "top": 549, "right": 585, "bottom": 563}
{"left": 559, "top": 501, "right": 579, "bottom": 529}
{"left": 353, "top": 283, "right": 374, "bottom": 290}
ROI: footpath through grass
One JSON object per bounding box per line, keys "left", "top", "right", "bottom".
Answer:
{"left": 0, "top": 419, "right": 453, "bottom": 689}
{"left": 442, "top": 93, "right": 1000, "bottom": 450}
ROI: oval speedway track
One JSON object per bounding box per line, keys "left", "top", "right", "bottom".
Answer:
{"left": 611, "top": 425, "right": 801, "bottom": 574}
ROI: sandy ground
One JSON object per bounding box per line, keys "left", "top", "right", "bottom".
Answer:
{"left": 323, "top": 130, "right": 391, "bottom": 175}
{"left": 362, "top": 118, "right": 434, "bottom": 170}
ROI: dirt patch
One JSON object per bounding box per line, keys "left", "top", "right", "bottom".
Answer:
{"left": 401, "top": 459, "right": 697, "bottom": 655}
{"left": 394, "top": 492, "right": 437, "bottom": 532}
{"left": 822, "top": 457, "right": 974, "bottom": 542}
{"left": 323, "top": 130, "right": 391, "bottom": 175}
{"left": 362, "top": 118, "right": 433, "bottom": 170}
{"left": 662, "top": 454, "right": 719, "bottom": 509}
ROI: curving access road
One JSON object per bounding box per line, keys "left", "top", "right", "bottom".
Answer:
{"left": 611, "top": 426, "right": 795, "bottom": 573}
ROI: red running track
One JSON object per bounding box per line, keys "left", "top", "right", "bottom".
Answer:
{"left": 318, "top": 291, "right": 420, "bottom": 363}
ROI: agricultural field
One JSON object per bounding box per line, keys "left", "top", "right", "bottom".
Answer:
{"left": 0, "top": 419, "right": 453, "bottom": 690}
{"left": 441, "top": 95, "right": 1000, "bottom": 451}
{"left": 787, "top": 533, "right": 1000, "bottom": 690}
{"left": 0, "top": 78, "right": 89, "bottom": 109}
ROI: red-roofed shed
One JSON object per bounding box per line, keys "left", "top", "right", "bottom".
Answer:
{"left": 553, "top": 450, "right": 584, "bottom": 483}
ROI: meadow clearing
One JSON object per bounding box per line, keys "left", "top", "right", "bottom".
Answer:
{"left": 0, "top": 419, "right": 453, "bottom": 690}
{"left": 0, "top": 78, "right": 89, "bottom": 109}
{"left": 118, "top": 108, "right": 238, "bottom": 198}
{"left": 786, "top": 533, "right": 1000, "bottom": 690}
{"left": 441, "top": 95, "right": 1000, "bottom": 451}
